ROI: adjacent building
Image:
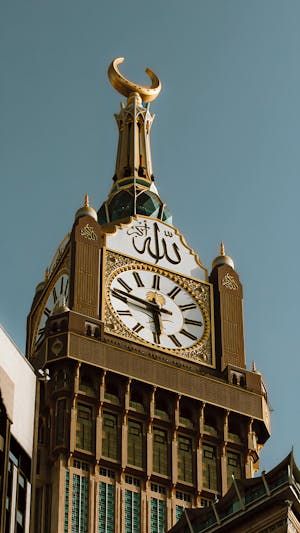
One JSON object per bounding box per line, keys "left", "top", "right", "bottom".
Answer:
{"left": 0, "top": 325, "right": 36, "bottom": 532}
{"left": 169, "top": 451, "right": 300, "bottom": 532}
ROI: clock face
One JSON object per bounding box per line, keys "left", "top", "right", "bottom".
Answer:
{"left": 35, "top": 273, "right": 69, "bottom": 345}
{"left": 108, "top": 267, "right": 206, "bottom": 350}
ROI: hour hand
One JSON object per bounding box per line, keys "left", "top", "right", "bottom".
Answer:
{"left": 152, "top": 308, "right": 163, "bottom": 336}
{"left": 111, "top": 288, "right": 172, "bottom": 316}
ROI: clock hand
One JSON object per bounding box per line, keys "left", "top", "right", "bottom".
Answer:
{"left": 111, "top": 288, "right": 172, "bottom": 315}
{"left": 152, "top": 307, "right": 163, "bottom": 336}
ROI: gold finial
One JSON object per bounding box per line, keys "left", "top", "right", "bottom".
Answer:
{"left": 108, "top": 57, "right": 161, "bottom": 103}
{"left": 44, "top": 268, "right": 49, "bottom": 281}
{"left": 84, "top": 193, "right": 89, "bottom": 207}
{"left": 212, "top": 242, "right": 235, "bottom": 270}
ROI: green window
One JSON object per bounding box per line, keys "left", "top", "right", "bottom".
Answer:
{"left": 153, "top": 429, "right": 168, "bottom": 476}
{"left": 150, "top": 498, "right": 166, "bottom": 533}
{"left": 128, "top": 421, "right": 143, "bottom": 467}
{"left": 64, "top": 470, "right": 70, "bottom": 533}
{"left": 72, "top": 474, "right": 89, "bottom": 533}
{"left": 178, "top": 436, "right": 193, "bottom": 483}
{"left": 176, "top": 505, "right": 183, "bottom": 521}
{"left": 227, "top": 451, "right": 242, "bottom": 487}
{"left": 125, "top": 490, "right": 141, "bottom": 533}
{"left": 202, "top": 445, "right": 218, "bottom": 491}
{"left": 98, "top": 482, "right": 115, "bottom": 533}
{"left": 102, "top": 413, "right": 118, "bottom": 460}
{"left": 76, "top": 404, "right": 94, "bottom": 452}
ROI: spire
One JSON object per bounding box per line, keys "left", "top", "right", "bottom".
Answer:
{"left": 75, "top": 193, "right": 97, "bottom": 222}
{"left": 97, "top": 58, "right": 172, "bottom": 226}
{"left": 212, "top": 242, "right": 235, "bottom": 270}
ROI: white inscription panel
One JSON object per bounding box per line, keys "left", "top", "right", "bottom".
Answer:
{"left": 106, "top": 217, "right": 207, "bottom": 280}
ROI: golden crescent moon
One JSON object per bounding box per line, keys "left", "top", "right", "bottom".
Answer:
{"left": 108, "top": 57, "right": 161, "bottom": 103}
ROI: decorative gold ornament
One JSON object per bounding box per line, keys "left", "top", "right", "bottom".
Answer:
{"left": 222, "top": 272, "right": 238, "bottom": 290}
{"left": 108, "top": 57, "right": 161, "bottom": 103}
{"left": 80, "top": 223, "right": 98, "bottom": 241}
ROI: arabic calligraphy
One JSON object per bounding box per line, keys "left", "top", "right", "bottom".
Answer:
{"left": 222, "top": 273, "right": 238, "bottom": 290}
{"left": 80, "top": 224, "right": 98, "bottom": 241}
{"left": 127, "top": 221, "right": 181, "bottom": 265}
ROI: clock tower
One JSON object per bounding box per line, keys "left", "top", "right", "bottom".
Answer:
{"left": 26, "top": 58, "right": 270, "bottom": 533}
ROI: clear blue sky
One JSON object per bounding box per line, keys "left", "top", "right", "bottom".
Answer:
{"left": 1, "top": 0, "right": 299, "bottom": 473}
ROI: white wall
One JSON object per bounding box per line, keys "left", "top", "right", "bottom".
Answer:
{"left": 0, "top": 325, "right": 36, "bottom": 458}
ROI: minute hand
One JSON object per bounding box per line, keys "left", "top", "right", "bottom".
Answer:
{"left": 111, "top": 288, "right": 172, "bottom": 315}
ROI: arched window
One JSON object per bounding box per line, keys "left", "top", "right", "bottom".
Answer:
{"left": 76, "top": 404, "right": 94, "bottom": 452}
{"left": 128, "top": 420, "right": 143, "bottom": 467}
{"left": 227, "top": 451, "right": 242, "bottom": 486}
{"left": 56, "top": 399, "right": 67, "bottom": 446}
{"left": 202, "top": 445, "right": 218, "bottom": 491}
{"left": 178, "top": 436, "right": 193, "bottom": 483}
{"left": 102, "top": 412, "right": 118, "bottom": 460}
{"left": 153, "top": 429, "right": 168, "bottom": 475}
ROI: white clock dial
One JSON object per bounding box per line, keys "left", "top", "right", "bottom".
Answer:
{"left": 35, "top": 273, "right": 69, "bottom": 345}
{"left": 108, "top": 268, "right": 205, "bottom": 350}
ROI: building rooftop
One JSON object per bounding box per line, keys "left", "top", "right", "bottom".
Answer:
{"left": 169, "top": 452, "right": 300, "bottom": 532}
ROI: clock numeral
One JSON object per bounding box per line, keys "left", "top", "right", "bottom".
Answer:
{"left": 133, "top": 272, "right": 144, "bottom": 287}
{"left": 117, "top": 278, "right": 132, "bottom": 293}
{"left": 52, "top": 287, "right": 58, "bottom": 303}
{"left": 152, "top": 274, "right": 160, "bottom": 291}
{"left": 132, "top": 323, "right": 144, "bottom": 334}
{"left": 184, "top": 318, "right": 203, "bottom": 327}
{"left": 167, "top": 286, "right": 181, "bottom": 300}
{"left": 179, "top": 303, "right": 197, "bottom": 312}
{"left": 117, "top": 309, "right": 132, "bottom": 316}
{"left": 44, "top": 307, "right": 51, "bottom": 318}
{"left": 180, "top": 329, "right": 197, "bottom": 341}
{"left": 37, "top": 327, "right": 45, "bottom": 342}
{"left": 169, "top": 334, "right": 182, "bottom": 347}
{"left": 111, "top": 289, "right": 127, "bottom": 303}
{"left": 64, "top": 278, "right": 69, "bottom": 299}
{"left": 60, "top": 277, "right": 69, "bottom": 299}
{"left": 152, "top": 331, "right": 160, "bottom": 344}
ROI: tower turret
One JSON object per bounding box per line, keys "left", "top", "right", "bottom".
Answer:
{"left": 98, "top": 58, "right": 172, "bottom": 225}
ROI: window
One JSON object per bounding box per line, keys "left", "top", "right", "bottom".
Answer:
{"left": 102, "top": 413, "right": 118, "bottom": 460}
{"left": 104, "top": 383, "right": 120, "bottom": 405}
{"left": 178, "top": 436, "right": 193, "bottom": 483}
{"left": 56, "top": 399, "right": 67, "bottom": 446}
{"left": 128, "top": 421, "right": 143, "bottom": 467}
{"left": 150, "top": 498, "right": 166, "bottom": 533}
{"left": 76, "top": 404, "right": 94, "bottom": 452}
{"left": 98, "top": 482, "right": 115, "bottom": 533}
{"left": 72, "top": 474, "right": 89, "bottom": 533}
{"left": 125, "top": 490, "right": 141, "bottom": 533}
{"left": 153, "top": 430, "right": 168, "bottom": 476}
{"left": 227, "top": 451, "right": 242, "bottom": 487}
{"left": 79, "top": 374, "right": 96, "bottom": 397}
{"left": 202, "top": 445, "right": 218, "bottom": 491}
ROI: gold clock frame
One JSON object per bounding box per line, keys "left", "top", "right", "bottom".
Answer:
{"left": 103, "top": 250, "right": 215, "bottom": 367}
